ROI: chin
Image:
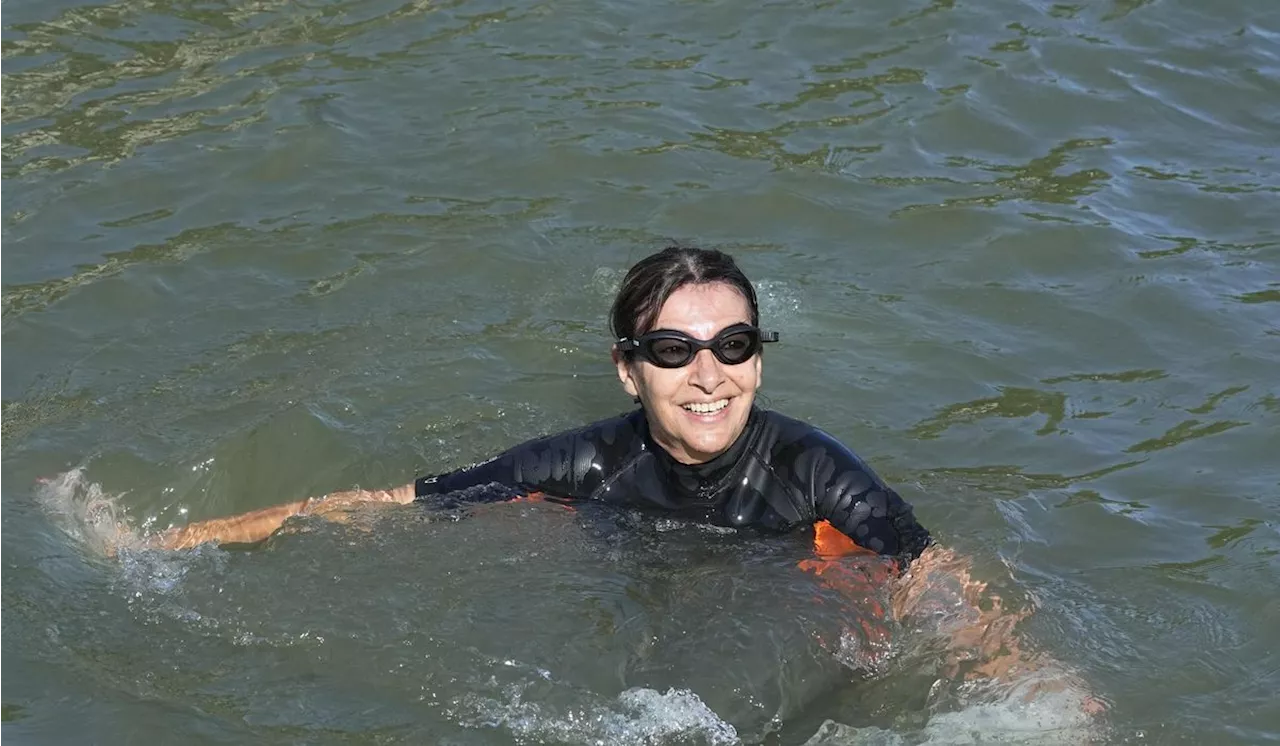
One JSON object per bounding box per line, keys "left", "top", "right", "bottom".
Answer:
{"left": 656, "top": 400, "right": 751, "bottom": 462}
{"left": 685, "top": 429, "right": 736, "bottom": 460}
{"left": 690, "top": 438, "right": 730, "bottom": 459}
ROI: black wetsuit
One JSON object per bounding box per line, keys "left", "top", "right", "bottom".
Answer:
{"left": 415, "top": 407, "right": 932, "bottom": 563}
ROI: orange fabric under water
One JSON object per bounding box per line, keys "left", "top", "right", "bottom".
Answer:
{"left": 800, "top": 520, "right": 896, "bottom": 662}
{"left": 810, "top": 519, "right": 873, "bottom": 559}
{"left": 510, "top": 491, "right": 574, "bottom": 510}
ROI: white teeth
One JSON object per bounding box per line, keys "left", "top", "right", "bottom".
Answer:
{"left": 683, "top": 400, "right": 729, "bottom": 414}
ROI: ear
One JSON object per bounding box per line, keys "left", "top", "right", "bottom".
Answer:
{"left": 612, "top": 345, "right": 640, "bottom": 399}
{"left": 752, "top": 351, "right": 763, "bottom": 391}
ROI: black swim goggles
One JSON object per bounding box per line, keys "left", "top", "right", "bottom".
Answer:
{"left": 616, "top": 324, "right": 779, "bottom": 368}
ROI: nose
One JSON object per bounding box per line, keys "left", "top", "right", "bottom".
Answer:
{"left": 687, "top": 347, "right": 724, "bottom": 392}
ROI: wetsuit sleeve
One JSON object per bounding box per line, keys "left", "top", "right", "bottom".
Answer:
{"left": 793, "top": 430, "right": 933, "bottom": 561}
{"left": 414, "top": 425, "right": 607, "bottom": 503}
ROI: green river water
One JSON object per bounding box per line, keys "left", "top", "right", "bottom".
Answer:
{"left": 3, "top": 0, "right": 1278, "bottom": 742}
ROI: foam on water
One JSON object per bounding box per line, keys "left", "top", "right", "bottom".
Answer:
{"left": 458, "top": 685, "right": 739, "bottom": 746}
{"left": 804, "top": 685, "right": 1101, "bottom": 745}
{"left": 456, "top": 677, "right": 1099, "bottom": 746}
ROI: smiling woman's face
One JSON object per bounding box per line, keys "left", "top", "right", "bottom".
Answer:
{"left": 614, "top": 282, "right": 762, "bottom": 464}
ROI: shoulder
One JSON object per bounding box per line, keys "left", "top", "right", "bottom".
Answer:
{"left": 752, "top": 408, "right": 882, "bottom": 489}
{"left": 754, "top": 409, "right": 864, "bottom": 462}
{"left": 752, "top": 410, "right": 931, "bottom": 561}
{"left": 556, "top": 408, "right": 647, "bottom": 449}
{"left": 417, "top": 410, "right": 648, "bottom": 499}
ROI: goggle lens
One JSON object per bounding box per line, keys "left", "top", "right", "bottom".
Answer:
{"left": 648, "top": 338, "right": 699, "bottom": 367}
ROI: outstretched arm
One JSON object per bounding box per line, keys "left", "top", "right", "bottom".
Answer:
{"left": 156, "top": 413, "right": 628, "bottom": 551}
{"left": 156, "top": 484, "right": 415, "bottom": 549}
{"left": 154, "top": 423, "right": 595, "bottom": 551}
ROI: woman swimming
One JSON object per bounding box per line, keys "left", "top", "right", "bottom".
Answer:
{"left": 159, "top": 247, "right": 930, "bottom": 561}
{"left": 154, "top": 246, "right": 1102, "bottom": 708}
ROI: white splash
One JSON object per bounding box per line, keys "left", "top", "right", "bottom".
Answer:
{"left": 803, "top": 685, "right": 1102, "bottom": 745}
{"left": 460, "top": 686, "right": 739, "bottom": 745}
{"left": 34, "top": 468, "right": 227, "bottom": 619}
{"left": 35, "top": 467, "right": 144, "bottom": 557}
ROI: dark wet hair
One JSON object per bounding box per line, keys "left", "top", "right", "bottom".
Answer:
{"left": 610, "top": 246, "right": 760, "bottom": 345}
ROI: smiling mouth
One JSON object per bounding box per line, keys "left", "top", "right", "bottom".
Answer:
{"left": 682, "top": 399, "right": 730, "bottom": 415}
